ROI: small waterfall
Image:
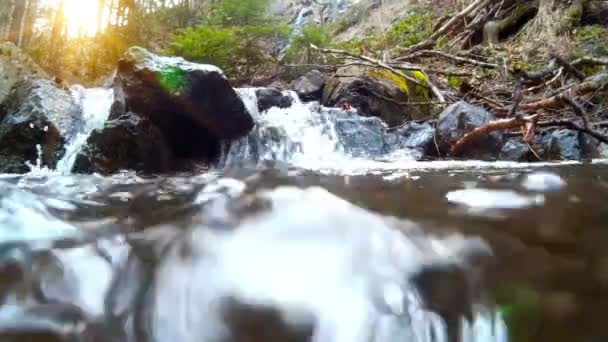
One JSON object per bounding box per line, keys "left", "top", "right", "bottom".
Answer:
{"left": 223, "top": 88, "right": 351, "bottom": 168}
{"left": 56, "top": 86, "right": 114, "bottom": 174}
{"left": 223, "top": 88, "right": 421, "bottom": 171}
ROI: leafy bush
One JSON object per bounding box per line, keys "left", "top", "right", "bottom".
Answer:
{"left": 284, "top": 24, "right": 332, "bottom": 63}
{"left": 388, "top": 12, "right": 433, "bottom": 47}
{"left": 166, "top": 26, "right": 237, "bottom": 71}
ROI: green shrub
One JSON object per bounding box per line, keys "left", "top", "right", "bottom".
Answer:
{"left": 388, "top": 12, "right": 433, "bottom": 47}
{"left": 166, "top": 26, "right": 238, "bottom": 72}
{"left": 284, "top": 24, "right": 332, "bottom": 63}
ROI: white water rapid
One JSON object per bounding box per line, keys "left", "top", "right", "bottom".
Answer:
{"left": 55, "top": 86, "right": 114, "bottom": 174}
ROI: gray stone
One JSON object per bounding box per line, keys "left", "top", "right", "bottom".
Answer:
{"left": 290, "top": 69, "right": 327, "bottom": 101}
{"left": 387, "top": 122, "right": 436, "bottom": 156}
{"left": 334, "top": 115, "right": 388, "bottom": 157}
{"left": 436, "top": 101, "right": 502, "bottom": 159}
{"left": 499, "top": 138, "right": 530, "bottom": 161}
{"left": 322, "top": 65, "right": 419, "bottom": 127}
{"left": 0, "top": 79, "right": 82, "bottom": 173}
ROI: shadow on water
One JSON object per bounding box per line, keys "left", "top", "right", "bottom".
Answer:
{"left": 0, "top": 160, "right": 607, "bottom": 342}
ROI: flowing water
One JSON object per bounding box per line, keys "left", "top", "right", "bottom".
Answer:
{"left": 2, "top": 87, "right": 608, "bottom": 342}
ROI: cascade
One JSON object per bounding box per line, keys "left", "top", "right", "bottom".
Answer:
{"left": 55, "top": 86, "right": 114, "bottom": 174}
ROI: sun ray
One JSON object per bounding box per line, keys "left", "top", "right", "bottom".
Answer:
{"left": 58, "top": 0, "right": 105, "bottom": 38}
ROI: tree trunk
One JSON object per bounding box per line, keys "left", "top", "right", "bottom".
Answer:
{"left": 0, "top": 0, "right": 16, "bottom": 41}
{"left": 97, "top": 0, "right": 106, "bottom": 34}
{"left": 17, "top": 0, "right": 29, "bottom": 47}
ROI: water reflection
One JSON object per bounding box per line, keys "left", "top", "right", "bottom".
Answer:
{"left": 0, "top": 162, "right": 607, "bottom": 341}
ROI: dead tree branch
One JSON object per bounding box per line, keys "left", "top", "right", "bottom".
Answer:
{"left": 396, "top": 50, "right": 498, "bottom": 69}
{"left": 520, "top": 72, "right": 608, "bottom": 112}
{"left": 450, "top": 115, "right": 539, "bottom": 156}
{"left": 311, "top": 44, "right": 446, "bottom": 103}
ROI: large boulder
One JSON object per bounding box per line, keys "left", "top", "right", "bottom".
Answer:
{"left": 0, "top": 42, "right": 48, "bottom": 106}
{"left": 435, "top": 101, "right": 503, "bottom": 159}
{"left": 0, "top": 79, "right": 82, "bottom": 173}
{"left": 290, "top": 69, "right": 327, "bottom": 102}
{"left": 111, "top": 47, "right": 253, "bottom": 163}
{"left": 322, "top": 65, "right": 429, "bottom": 127}
{"left": 73, "top": 113, "right": 172, "bottom": 175}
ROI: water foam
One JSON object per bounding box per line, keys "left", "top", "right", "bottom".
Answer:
{"left": 56, "top": 86, "right": 114, "bottom": 174}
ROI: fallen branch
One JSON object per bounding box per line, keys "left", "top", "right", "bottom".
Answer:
{"left": 520, "top": 72, "right": 608, "bottom": 111}
{"left": 395, "top": 49, "right": 498, "bottom": 69}
{"left": 553, "top": 53, "right": 586, "bottom": 81}
{"left": 311, "top": 44, "right": 446, "bottom": 103}
{"left": 571, "top": 57, "right": 608, "bottom": 68}
{"left": 450, "top": 115, "right": 539, "bottom": 156}
{"left": 400, "top": 0, "right": 491, "bottom": 54}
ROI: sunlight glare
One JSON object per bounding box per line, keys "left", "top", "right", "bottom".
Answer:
{"left": 60, "top": 0, "right": 104, "bottom": 37}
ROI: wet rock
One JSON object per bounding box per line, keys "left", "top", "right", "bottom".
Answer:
{"left": 540, "top": 129, "right": 598, "bottom": 161}
{"left": 386, "top": 122, "right": 436, "bottom": 156}
{"left": 255, "top": 88, "right": 293, "bottom": 113}
{"left": 112, "top": 46, "right": 253, "bottom": 163}
{"left": 72, "top": 113, "right": 172, "bottom": 175}
{"left": 0, "top": 79, "right": 82, "bottom": 173}
{"left": 0, "top": 42, "right": 48, "bottom": 106}
{"left": 322, "top": 65, "right": 430, "bottom": 127}
{"left": 499, "top": 138, "right": 531, "bottom": 162}
{"left": 0, "top": 304, "right": 92, "bottom": 342}
{"left": 290, "top": 69, "right": 326, "bottom": 102}
{"left": 600, "top": 143, "right": 608, "bottom": 159}
{"left": 436, "top": 101, "right": 503, "bottom": 159}
{"left": 334, "top": 115, "right": 387, "bottom": 157}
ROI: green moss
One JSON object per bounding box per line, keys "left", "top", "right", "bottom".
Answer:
{"left": 575, "top": 25, "right": 608, "bottom": 57}
{"left": 369, "top": 69, "right": 410, "bottom": 95}
{"left": 388, "top": 11, "right": 433, "bottom": 47}
{"left": 447, "top": 75, "right": 462, "bottom": 89}
{"left": 157, "top": 66, "right": 186, "bottom": 93}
